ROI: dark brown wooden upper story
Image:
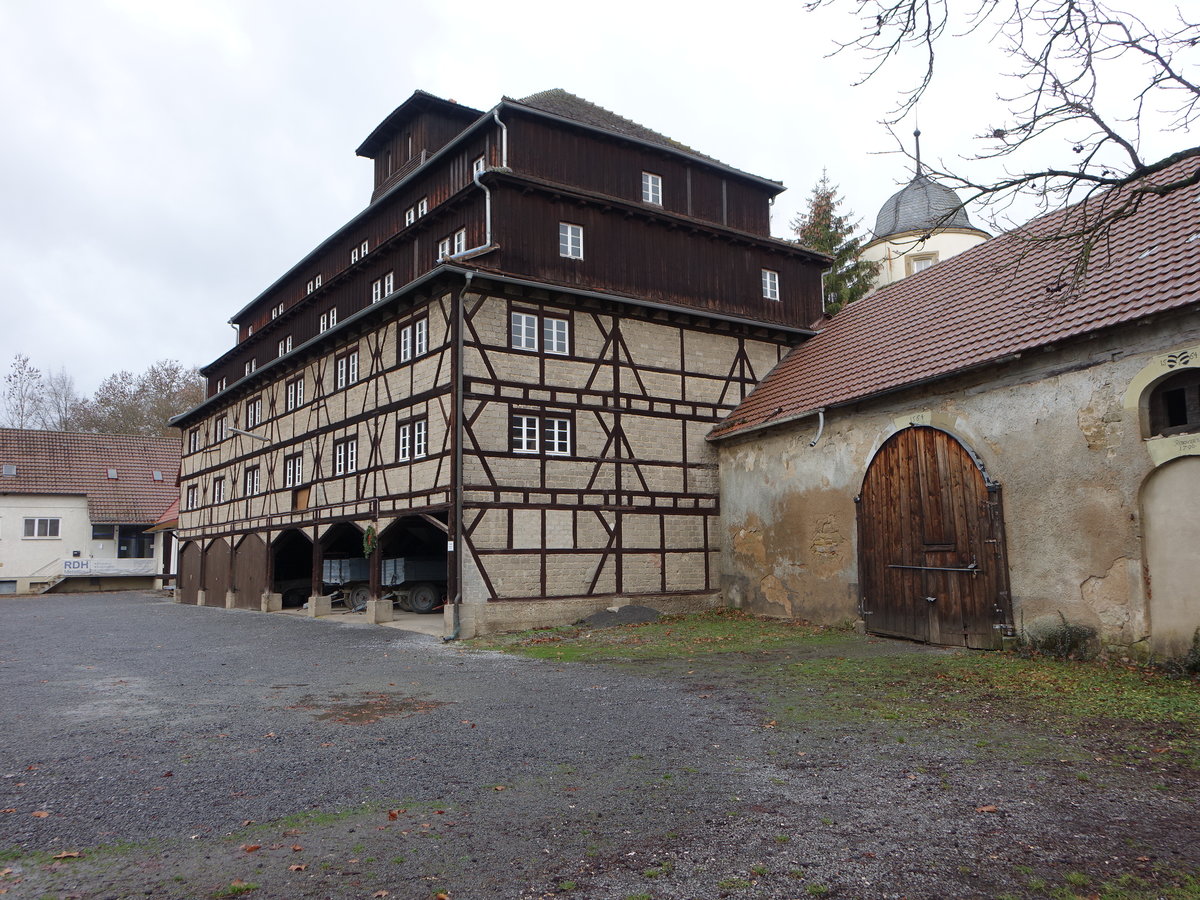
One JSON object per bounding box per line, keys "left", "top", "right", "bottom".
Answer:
{"left": 202, "top": 90, "right": 829, "bottom": 396}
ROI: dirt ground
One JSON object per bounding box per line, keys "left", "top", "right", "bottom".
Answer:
{"left": 1, "top": 592, "right": 1197, "bottom": 899}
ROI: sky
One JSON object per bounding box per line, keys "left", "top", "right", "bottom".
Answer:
{"left": 0, "top": 0, "right": 1190, "bottom": 395}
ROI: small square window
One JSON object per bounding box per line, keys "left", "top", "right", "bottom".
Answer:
{"left": 761, "top": 269, "right": 780, "bottom": 301}
{"left": 642, "top": 172, "right": 662, "bottom": 206}
{"left": 473, "top": 155, "right": 485, "bottom": 176}
{"left": 512, "top": 414, "right": 539, "bottom": 454}
{"left": 544, "top": 417, "right": 571, "bottom": 455}
{"left": 559, "top": 223, "right": 583, "bottom": 259}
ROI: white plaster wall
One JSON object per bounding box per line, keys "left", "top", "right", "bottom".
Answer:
{"left": 861, "top": 228, "right": 990, "bottom": 290}
{"left": 0, "top": 494, "right": 91, "bottom": 584}
{"left": 718, "top": 310, "right": 1200, "bottom": 649}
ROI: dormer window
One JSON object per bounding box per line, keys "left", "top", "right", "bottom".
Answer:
{"left": 642, "top": 172, "right": 663, "bottom": 206}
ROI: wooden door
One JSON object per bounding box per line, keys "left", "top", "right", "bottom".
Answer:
{"left": 179, "top": 542, "right": 201, "bottom": 605}
{"left": 203, "top": 539, "right": 231, "bottom": 607}
{"left": 233, "top": 535, "right": 268, "bottom": 610}
{"left": 858, "top": 427, "right": 1011, "bottom": 648}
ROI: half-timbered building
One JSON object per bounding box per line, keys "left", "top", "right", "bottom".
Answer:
{"left": 171, "top": 89, "right": 829, "bottom": 636}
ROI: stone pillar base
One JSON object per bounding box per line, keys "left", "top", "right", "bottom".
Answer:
{"left": 261, "top": 592, "right": 282, "bottom": 613}
{"left": 309, "top": 595, "right": 332, "bottom": 618}
{"left": 366, "top": 598, "right": 393, "bottom": 624}
{"left": 225, "top": 591, "right": 237, "bottom": 610}
{"left": 172, "top": 588, "right": 183, "bottom": 604}
{"left": 196, "top": 590, "right": 207, "bottom": 607}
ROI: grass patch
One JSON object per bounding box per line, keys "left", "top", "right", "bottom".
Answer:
{"left": 466, "top": 609, "right": 845, "bottom": 661}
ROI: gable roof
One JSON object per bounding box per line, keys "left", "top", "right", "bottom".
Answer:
{"left": 711, "top": 158, "right": 1200, "bottom": 441}
{"left": 0, "top": 429, "right": 180, "bottom": 524}
{"left": 505, "top": 89, "right": 784, "bottom": 192}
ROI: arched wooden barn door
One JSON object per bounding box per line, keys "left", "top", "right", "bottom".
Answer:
{"left": 233, "top": 535, "right": 268, "bottom": 610}
{"left": 179, "top": 542, "right": 201, "bottom": 605}
{"left": 857, "top": 426, "right": 1011, "bottom": 648}
{"left": 203, "top": 539, "right": 231, "bottom": 608}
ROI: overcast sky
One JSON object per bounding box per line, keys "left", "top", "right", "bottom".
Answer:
{"left": 0, "top": 0, "right": 1189, "bottom": 395}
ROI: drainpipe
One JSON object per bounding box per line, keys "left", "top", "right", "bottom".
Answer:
{"left": 446, "top": 109, "right": 507, "bottom": 262}
{"left": 808, "top": 408, "right": 826, "bottom": 447}
{"left": 444, "top": 270, "right": 471, "bottom": 642}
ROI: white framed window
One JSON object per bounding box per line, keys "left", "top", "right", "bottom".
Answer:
{"left": 284, "top": 453, "right": 303, "bottom": 488}
{"left": 334, "top": 438, "right": 357, "bottom": 475}
{"left": 336, "top": 351, "right": 358, "bottom": 389}
{"left": 371, "top": 279, "right": 383, "bottom": 303}
{"left": 214, "top": 415, "right": 227, "bottom": 442}
{"left": 384, "top": 271, "right": 394, "bottom": 295}
{"left": 399, "top": 325, "right": 412, "bottom": 362}
{"left": 277, "top": 335, "right": 292, "bottom": 358}
{"left": 543, "top": 317, "right": 569, "bottom": 355}
{"left": 244, "top": 359, "right": 256, "bottom": 377}
{"left": 453, "top": 228, "right": 466, "bottom": 255}
{"left": 405, "top": 207, "right": 415, "bottom": 226}
{"left": 243, "top": 466, "right": 260, "bottom": 496}
{"left": 511, "top": 414, "right": 539, "bottom": 453}
{"left": 213, "top": 476, "right": 225, "bottom": 504}
{"left": 360, "top": 239, "right": 369, "bottom": 257}
{"left": 306, "top": 279, "right": 315, "bottom": 295}
{"left": 762, "top": 269, "right": 780, "bottom": 301}
{"left": 544, "top": 417, "right": 571, "bottom": 455}
{"left": 438, "top": 237, "right": 451, "bottom": 260}
{"left": 415, "top": 318, "right": 428, "bottom": 357}
{"left": 215, "top": 377, "right": 227, "bottom": 393}
{"left": 559, "top": 222, "right": 583, "bottom": 259}
{"left": 245, "top": 396, "right": 263, "bottom": 428}
{"left": 286, "top": 377, "right": 304, "bottom": 411}
{"left": 511, "top": 312, "right": 538, "bottom": 351}
{"left": 351, "top": 246, "right": 359, "bottom": 264}
{"left": 351, "top": 240, "right": 369, "bottom": 264}
{"left": 23, "top": 517, "right": 60, "bottom": 538}
{"left": 188, "top": 428, "right": 200, "bottom": 453}
{"left": 417, "top": 197, "right": 428, "bottom": 216}
{"left": 398, "top": 422, "right": 411, "bottom": 461}
{"left": 185, "top": 485, "right": 198, "bottom": 510}
{"left": 642, "top": 172, "right": 663, "bottom": 206}
{"left": 472, "top": 155, "right": 485, "bottom": 176}
{"left": 414, "top": 419, "right": 428, "bottom": 459}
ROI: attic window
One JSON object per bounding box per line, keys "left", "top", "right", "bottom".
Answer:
{"left": 107, "top": 468, "right": 118, "bottom": 479}
{"left": 1148, "top": 369, "right": 1200, "bottom": 437}
{"left": 1, "top": 464, "right": 15, "bottom": 476}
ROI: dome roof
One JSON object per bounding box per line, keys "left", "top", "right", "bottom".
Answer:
{"left": 872, "top": 173, "right": 980, "bottom": 239}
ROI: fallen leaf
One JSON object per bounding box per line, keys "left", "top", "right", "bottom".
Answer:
{"left": 373, "top": 892, "right": 389, "bottom": 898}
{"left": 435, "top": 894, "right": 449, "bottom": 900}
{"left": 264, "top": 732, "right": 276, "bottom": 738}
{"left": 162, "top": 772, "right": 173, "bottom": 778}
{"left": 0, "top": 809, "right": 15, "bottom": 814}
{"left": 288, "top": 864, "right": 307, "bottom": 872}
{"left": 388, "top": 810, "right": 399, "bottom": 820}
{"left": 975, "top": 805, "right": 998, "bottom": 813}
{"left": 242, "top": 844, "right": 262, "bottom": 853}
{"left": 31, "top": 811, "right": 50, "bottom": 818}
{"left": 51, "top": 851, "right": 81, "bottom": 859}
{"left": 242, "top": 820, "right": 255, "bottom": 827}
{"left": 493, "top": 785, "right": 506, "bottom": 792}
{"left": 291, "top": 844, "right": 303, "bottom": 852}
{"left": 25, "top": 765, "right": 38, "bottom": 771}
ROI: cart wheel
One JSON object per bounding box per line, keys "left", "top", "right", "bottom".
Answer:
{"left": 409, "top": 583, "right": 440, "bottom": 614}
{"left": 348, "top": 585, "right": 371, "bottom": 612}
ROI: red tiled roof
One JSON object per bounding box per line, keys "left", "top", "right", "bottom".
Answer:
{"left": 0, "top": 429, "right": 180, "bottom": 524}
{"left": 711, "top": 158, "right": 1200, "bottom": 441}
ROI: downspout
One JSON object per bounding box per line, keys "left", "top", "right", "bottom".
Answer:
{"left": 446, "top": 108, "right": 507, "bottom": 262}
{"left": 808, "top": 408, "right": 826, "bottom": 447}
{"left": 444, "top": 270, "right": 471, "bottom": 642}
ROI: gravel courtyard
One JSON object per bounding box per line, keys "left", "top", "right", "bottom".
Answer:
{"left": 1, "top": 592, "right": 1197, "bottom": 899}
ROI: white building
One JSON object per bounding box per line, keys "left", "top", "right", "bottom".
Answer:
{"left": 0, "top": 429, "right": 180, "bottom": 594}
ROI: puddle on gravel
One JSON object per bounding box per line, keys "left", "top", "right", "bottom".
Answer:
{"left": 287, "top": 691, "right": 448, "bottom": 725}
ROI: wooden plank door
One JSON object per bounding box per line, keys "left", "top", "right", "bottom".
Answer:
{"left": 858, "top": 427, "right": 1011, "bottom": 648}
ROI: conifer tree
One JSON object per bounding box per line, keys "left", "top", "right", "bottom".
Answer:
{"left": 791, "top": 171, "right": 877, "bottom": 315}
